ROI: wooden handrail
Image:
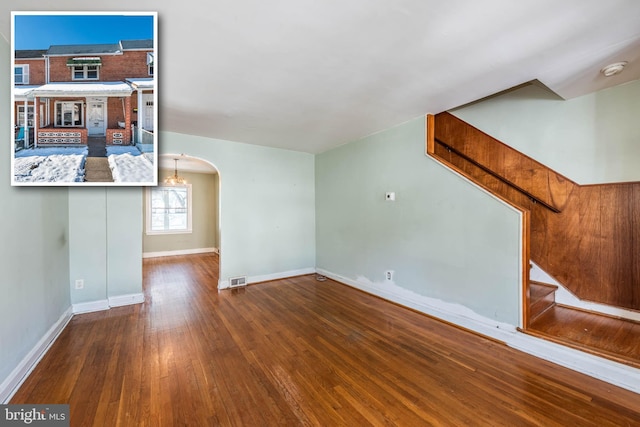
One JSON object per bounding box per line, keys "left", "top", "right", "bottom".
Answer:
{"left": 431, "top": 112, "right": 576, "bottom": 212}
{"left": 434, "top": 139, "right": 561, "bottom": 212}
{"left": 427, "top": 112, "right": 640, "bottom": 313}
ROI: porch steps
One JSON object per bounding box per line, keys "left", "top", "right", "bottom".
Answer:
{"left": 84, "top": 158, "right": 113, "bottom": 182}
{"left": 529, "top": 281, "right": 557, "bottom": 322}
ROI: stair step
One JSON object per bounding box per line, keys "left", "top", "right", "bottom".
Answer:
{"left": 529, "top": 281, "right": 558, "bottom": 321}
{"left": 525, "top": 305, "right": 640, "bottom": 369}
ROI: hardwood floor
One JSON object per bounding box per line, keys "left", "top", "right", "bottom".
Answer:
{"left": 529, "top": 304, "right": 640, "bottom": 369}
{"left": 11, "top": 253, "right": 640, "bottom": 425}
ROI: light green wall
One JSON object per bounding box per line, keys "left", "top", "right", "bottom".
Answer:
{"left": 106, "top": 188, "right": 143, "bottom": 297}
{"left": 0, "top": 38, "right": 71, "bottom": 386}
{"left": 68, "top": 188, "right": 143, "bottom": 304}
{"left": 68, "top": 189, "right": 107, "bottom": 304}
{"left": 143, "top": 169, "right": 219, "bottom": 253}
{"left": 451, "top": 80, "right": 640, "bottom": 184}
{"left": 315, "top": 116, "right": 521, "bottom": 324}
{"left": 159, "top": 131, "right": 316, "bottom": 283}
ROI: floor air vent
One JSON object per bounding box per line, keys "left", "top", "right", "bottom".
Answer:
{"left": 229, "top": 276, "right": 247, "bottom": 288}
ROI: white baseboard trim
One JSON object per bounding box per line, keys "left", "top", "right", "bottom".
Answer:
{"left": 249, "top": 267, "right": 316, "bottom": 284}
{"left": 317, "top": 268, "right": 640, "bottom": 395}
{"left": 0, "top": 307, "right": 73, "bottom": 403}
{"left": 109, "top": 293, "right": 145, "bottom": 308}
{"left": 507, "top": 331, "right": 640, "bottom": 394}
{"left": 316, "top": 268, "right": 515, "bottom": 336}
{"left": 218, "top": 267, "right": 316, "bottom": 290}
{"left": 72, "top": 299, "right": 109, "bottom": 314}
{"left": 142, "top": 247, "right": 218, "bottom": 258}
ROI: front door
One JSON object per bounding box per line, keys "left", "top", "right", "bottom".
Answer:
{"left": 87, "top": 102, "right": 105, "bottom": 136}
{"left": 142, "top": 94, "right": 154, "bottom": 131}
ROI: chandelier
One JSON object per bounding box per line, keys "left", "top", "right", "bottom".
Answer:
{"left": 164, "top": 158, "right": 186, "bottom": 185}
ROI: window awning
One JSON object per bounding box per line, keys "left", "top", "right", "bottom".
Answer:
{"left": 66, "top": 57, "right": 102, "bottom": 66}
{"left": 147, "top": 52, "right": 154, "bottom": 66}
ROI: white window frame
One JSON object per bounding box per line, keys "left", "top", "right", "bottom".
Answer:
{"left": 55, "top": 101, "right": 84, "bottom": 127}
{"left": 14, "top": 64, "right": 29, "bottom": 84}
{"left": 17, "top": 105, "right": 34, "bottom": 127}
{"left": 146, "top": 184, "right": 193, "bottom": 235}
{"left": 71, "top": 64, "right": 99, "bottom": 81}
{"left": 147, "top": 52, "right": 154, "bottom": 76}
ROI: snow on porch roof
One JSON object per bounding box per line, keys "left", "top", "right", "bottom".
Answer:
{"left": 125, "top": 77, "right": 154, "bottom": 90}
{"left": 31, "top": 82, "right": 133, "bottom": 97}
{"left": 14, "top": 85, "right": 41, "bottom": 99}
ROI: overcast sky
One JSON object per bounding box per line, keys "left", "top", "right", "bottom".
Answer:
{"left": 13, "top": 13, "right": 154, "bottom": 50}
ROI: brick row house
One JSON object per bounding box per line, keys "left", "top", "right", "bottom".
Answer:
{"left": 14, "top": 39, "right": 155, "bottom": 148}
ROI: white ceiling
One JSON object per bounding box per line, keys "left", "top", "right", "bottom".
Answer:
{"left": 2, "top": 1, "right": 639, "bottom": 154}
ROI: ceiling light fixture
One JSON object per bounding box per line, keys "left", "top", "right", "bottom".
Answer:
{"left": 164, "top": 158, "right": 186, "bottom": 185}
{"left": 600, "top": 61, "right": 627, "bottom": 77}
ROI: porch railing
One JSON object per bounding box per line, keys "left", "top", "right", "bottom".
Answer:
{"left": 132, "top": 124, "right": 154, "bottom": 145}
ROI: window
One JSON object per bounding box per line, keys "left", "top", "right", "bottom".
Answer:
{"left": 17, "top": 105, "right": 34, "bottom": 127}
{"left": 72, "top": 64, "right": 99, "bottom": 80}
{"left": 146, "top": 185, "right": 192, "bottom": 234}
{"left": 14, "top": 65, "right": 29, "bottom": 84}
{"left": 147, "top": 52, "right": 154, "bottom": 76}
{"left": 55, "top": 102, "right": 83, "bottom": 127}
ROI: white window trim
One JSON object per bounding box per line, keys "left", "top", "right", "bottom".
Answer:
{"left": 71, "top": 64, "right": 100, "bottom": 81}
{"left": 14, "top": 64, "right": 29, "bottom": 85}
{"left": 147, "top": 52, "right": 154, "bottom": 76}
{"left": 145, "top": 184, "right": 193, "bottom": 235}
{"left": 17, "top": 105, "right": 34, "bottom": 127}
{"left": 54, "top": 101, "right": 84, "bottom": 127}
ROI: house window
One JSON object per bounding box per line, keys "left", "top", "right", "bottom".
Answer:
{"left": 14, "top": 65, "right": 29, "bottom": 84}
{"left": 55, "top": 102, "right": 84, "bottom": 127}
{"left": 17, "top": 105, "right": 34, "bottom": 127}
{"left": 147, "top": 52, "right": 154, "bottom": 76}
{"left": 146, "top": 185, "right": 193, "bottom": 234}
{"left": 72, "top": 65, "right": 99, "bottom": 80}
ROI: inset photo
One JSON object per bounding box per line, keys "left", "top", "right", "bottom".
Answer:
{"left": 11, "top": 12, "right": 157, "bottom": 186}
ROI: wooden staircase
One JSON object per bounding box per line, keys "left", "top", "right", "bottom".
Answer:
{"left": 428, "top": 112, "right": 640, "bottom": 312}
{"left": 527, "top": 305, "right": 640, "bottom": 369}
{"left": 529, "top": 281, "right": 557, "bottom": 322}
{"left": 426, "top": 112, "right": 640, "bottom": 369}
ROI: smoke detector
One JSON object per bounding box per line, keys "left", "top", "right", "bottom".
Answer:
{"left": 600, "top": 62, "right": 627, "bottom": 77}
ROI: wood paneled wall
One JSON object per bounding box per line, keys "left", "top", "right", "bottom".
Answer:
{"left": 429, "top": 112, "right": 640, "bottom": 311}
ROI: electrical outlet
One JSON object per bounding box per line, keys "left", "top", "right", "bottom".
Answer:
{"left": 75, "top": 279, "right": 84, "bottom": 290}
{"left": 385, "top": 270, "right": 394, "bottom": 281}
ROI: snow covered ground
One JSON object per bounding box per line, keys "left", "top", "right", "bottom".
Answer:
{"left": 14, "top": 147, "right": 87, "bottom": 183}
{"left": 107, "top": 146, "right": 155, "bottom": 183}
{"left": 14, "top": 145, "right": 155, "bottom": 184}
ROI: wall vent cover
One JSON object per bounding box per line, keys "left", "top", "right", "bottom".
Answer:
{"left": 229, "top": 276, "right": 247, "bottom": 288}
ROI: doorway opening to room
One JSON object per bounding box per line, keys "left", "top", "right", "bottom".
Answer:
{"left": 143, "top": 154, "right": 221, "bottom": 285}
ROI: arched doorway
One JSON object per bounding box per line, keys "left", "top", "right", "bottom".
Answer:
{"left": 143, "top": 154, "right": 222, "bottom": 284}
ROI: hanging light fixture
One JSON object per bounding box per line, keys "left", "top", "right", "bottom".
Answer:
{"left": 164, "top": 158, "right": 186, "bottom": 185}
